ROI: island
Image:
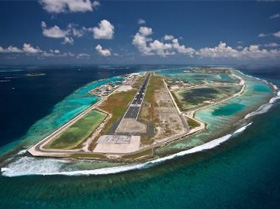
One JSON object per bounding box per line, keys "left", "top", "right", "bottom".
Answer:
{"left": 27, "top": 67, "right": 277, "bottom": 162}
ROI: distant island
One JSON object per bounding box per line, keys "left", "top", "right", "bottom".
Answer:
{"left": 26, "top": 72, "right": 46, "bottom": 77}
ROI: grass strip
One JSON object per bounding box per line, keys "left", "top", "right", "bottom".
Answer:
{"left": 45, "top": 110, "right": 106, "bottom": 150}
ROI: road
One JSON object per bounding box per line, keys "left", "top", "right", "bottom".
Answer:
{"left": 124, "top": 72, "right": 151, "bottom": 119}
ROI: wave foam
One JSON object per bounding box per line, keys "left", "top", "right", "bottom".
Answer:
{"left": 17, "top": 149, "right": 27, "bottom": 155}
{"left": 245, "top": 90, "right": 280, "bottom": 120}
{"left": 1, "top": 157, "right": 69, "bottom": 177}
{"left": 1, "top": 124, "right": 252, "bottom": 177}
{"left": 233, "top": 122, "right": 253, "bottom": 135}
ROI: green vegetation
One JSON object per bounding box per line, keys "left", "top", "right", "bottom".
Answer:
{"left": 122, "top": 148, "right": 154, "bottom": 160}
{"left": 132, "top": 75, "right": 145, "bottom": 88}
{"left": 171, "top": 91, "right": 183, "bottom": 111}
{"left": 71, "top": 148, "right": 154, "bottom": 161}
{"left": 45, "top": 110, "right": 106, "bottom": 150}
{"left": 98, "top": 90, "right": 137, "bottom": 134}
{"left": 141, "top": 73, "right": 164, "bottom": 123}
{"left": 139, "top": 73, "right": 165, "bottom": 144}
{"left": 70, "top": 153, "right": 106, "bottom": 159}
{"left": 174, "top": 87, "right": 226, "bottom": 111}
{"left": 88, "top": 76, "right": 146, "bottom": 150}
{"left": 187, "top": 117, "right": 200, "bottom": 129}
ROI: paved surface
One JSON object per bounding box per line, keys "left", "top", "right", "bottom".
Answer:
{"left": 94, "top": 135, "right": 140, "bottom": 154}
{"left": 97, "top": 135, "right": 131, "bottom": 144}
{"left": 124, "top": 72, "right": 151, "bottom": 119}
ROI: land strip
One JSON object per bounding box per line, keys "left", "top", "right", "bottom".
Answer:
{"left": 27, "top": 70, "right": 246, "bottom": 160}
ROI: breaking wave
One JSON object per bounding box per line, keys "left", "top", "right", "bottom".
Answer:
{"left": 1, "top": 123, "right": 253, "bottom": 177}
{"left": 245, "top": 90, "right": 280, "bottom": 119}
{"left": 0, "top": 70, "right": 277, "bottom": 177}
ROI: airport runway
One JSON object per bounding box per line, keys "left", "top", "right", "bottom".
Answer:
{"left": 124, "top": 72, "right": 151, "bottom": 119}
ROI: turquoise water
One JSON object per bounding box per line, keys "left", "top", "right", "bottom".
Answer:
{"left": 212, "top": 103, "right": 246, "bottom": 116}
{"left": 155, "top": 69, "right": 274, "bottom": 156}
{"left": 157, "top": 68, "right": 238, "bottom": 84}
{"left": 0, "top": 66, "right": 280, "bottom": 209}
{"left": 1, "top": 103, "right": 280, "bottom": 209}
{"left": 219, "top": 73, "right": 237, "bottom": 82}
{"left": 254, "top": 83, "right": 271, "bottom": 92}
{"left": 0, "top": 77, "right": 122, "bottom": 154}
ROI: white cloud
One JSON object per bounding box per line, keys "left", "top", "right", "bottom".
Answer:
{"left": 72, "top": 27, "right": 85, "bottom": 37}
{"left": 0, "top": 43, "right": 78, "bottom": 59}
{"left": 62, "top": 37, "right": 74, "bottom": 45}
{"left": 197, "top": 42, "right": 239, "bottom": 58}
{"left": 41, "top": 21, "right": 69, "bottom": 38}
{"left": 138, "top": 18, "right": 146, "bottom": 25}
{"left": 197, "top": 41, "right": 280, "bottom": 59}
{"left": 172, "top": 39, "right": 195, "bottom": 55}
{"left": 76, "top": 53, "right": 90, "bottom": 59}
{"left": 258, "top": 33, "right": 269, "bottom": 38}
{"left": 92, "top": 1, "right": 100, "bottom": 7}
{"left": 273, "top": 30, "right": 280, "bottom": 38}
{"left": 92, "top": 20, "right": 114, "bottom": 39}
{"left": 264, "top": 42, "right": 279, "bottom": 47}
{"left": 132, "top": 27, "right": 153, "bottom": 55}
{"left": 23, "top": 43, "right": 42, "bottom": 53}
{"left": 270, "top": 13, "right": 280, "bottom": 19}
{"left": 95, "top": 44, "right": 111, "bottom": 56}
{"left": 0, "top": 43, "right": 42, "bottom": 54}
{"left": 41, "top": 22, "right": 89, "bottom": 44}
{"left": 39, "top": 0, "right": 100, "bottom": 13}
{"left": 164, "top": 35, "right": 174, "bottom": 41}
{"left": 69, "top": 52, "right": 75, "bottom": 57}
{"left": 139, "top": 26, "right": 153, "bottom": 36}
{"left": 50, "top": 49, "right": 61, "bottom": 54}
{"left": 132, "top": 27, "right": 195, "bottom": 57}
{"left": 6, "top": 46, "right": 23, "bottom": 53}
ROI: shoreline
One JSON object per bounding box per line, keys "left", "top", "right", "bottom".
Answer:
{"left": 1, "top": 69, "right": 279, "bottom": 177}
{"left": 27, "top": 69, "right": 276, "bottom": 159}
{"left": 27, "top": 70, "right": 246, "bottom": 159}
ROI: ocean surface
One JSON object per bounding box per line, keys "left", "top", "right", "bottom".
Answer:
{"left": 0, "top": 65, "right": 280, "bottom": 209}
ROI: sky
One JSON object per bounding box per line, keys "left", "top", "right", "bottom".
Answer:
{"left": 0, "top": 0, "right": 280, "bottom": 65}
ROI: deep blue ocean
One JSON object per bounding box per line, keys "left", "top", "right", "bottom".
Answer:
{"left": 0, "top": 65, "right": 280, "bottom": 209}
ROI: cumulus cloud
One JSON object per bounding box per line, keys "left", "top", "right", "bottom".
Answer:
{"left": 264, "top": 42, "right": 279, "bottom": 47}
{"left": 132, "top": 26, "right": 195, "bottom": 57}
{"left": 138, "top": 18, "right": 146, "bottom": 25}
{"left": 197, "top": 41, "right": 280, "bottom": 59}
{"left": 197, "top": 42, "right": 239, "bottom": 58}
{"left": 76, "top": 53, "right": 90, "bottom": 59}
{"left": 258, "top": 33, "right": 269, "bottom": 38}
{"left": 139, "top": 26, "right": 153, "bottom": 36}
{"left": 3, "top": 46, "right": 23, "bottom": 53}
{"left": 95, "top": 44, "right": 111, "bottom": 56}
{"left": 0, "top": 43, "right": 80, "bottom": 59}
{"left": 49, "top": 49, "right": 61, "bottom": 54}
{"left": 270, "top": 13, "right": 280, "bottom": 19}
{"left": 62, "top": 37, "right": 74, "bottom": 45}
{"left": 41, "top": 21, "right": 69, "bottom": 38}
{"left": 132, "top": 26, "right": 280, "bottom": 60}
{"left": 39, "top": 0, "right": 100, "bottom": 13}
{"left": 41, "top": 22, "right": 89, "bottom": 44}
{"left": 132, "top": 27, "right": 153, "bottom": 55}
{"left": 273, "top": 30, "right": 280, "bottom": 38}
{"left": 23, "top": 43, "right": 42, "bottom": 53}
{"left": 164, "top": 35, "right": 174, "bottom": 41}
{"left": 91, "top": 20, "right": 114, "bottom": 39}
{"left": 0, "top": 43, "right": 42, "bottom": 54}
